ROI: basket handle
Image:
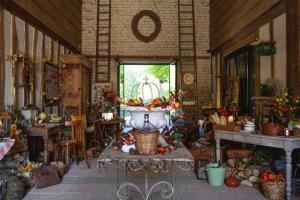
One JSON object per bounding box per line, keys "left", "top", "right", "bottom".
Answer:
{"left": 275, "top": 178, "right": 286, "bottom": 183}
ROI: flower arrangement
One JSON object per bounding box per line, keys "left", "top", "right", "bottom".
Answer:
{"left": 145, "top": 90, "right": 184, "bottom": 111}
{"left": 102, "top": 88, "right": 117, "bottom": 112}
{"left": 271, "top": 88, "right": 300, "bottom": 121}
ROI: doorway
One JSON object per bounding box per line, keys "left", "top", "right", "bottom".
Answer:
{"left": 118, "top": 63, "right": 176, "bottom": 120}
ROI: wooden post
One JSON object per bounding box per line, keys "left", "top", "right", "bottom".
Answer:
{"left": 31, "top": 28, "right": 38, "bottom": 106}
{"left": 11, "top": 15, "right": 18, "bottom": 108}
{"left": 0, "top": 5, "right": 4, "bottom": 109}
{"left": 24, "top": 22, "right": 29, "bottom": 106}
{"left": 286, "top": 0, "right": 300, "bottom": 94}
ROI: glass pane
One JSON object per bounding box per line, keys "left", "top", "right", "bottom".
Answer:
{"left": 229, "top": 58, "right": 236, "bottom": 78}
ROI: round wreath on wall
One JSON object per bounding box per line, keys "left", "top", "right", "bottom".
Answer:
{"left": 131, "top": 10, "right": 161, "bottom": 43}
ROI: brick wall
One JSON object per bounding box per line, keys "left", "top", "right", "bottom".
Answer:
{"left": 195, "top": 0, "right": 211, "bottom": 105}
{"left": 82, "top": 0, "right": 211, "bottom": 106}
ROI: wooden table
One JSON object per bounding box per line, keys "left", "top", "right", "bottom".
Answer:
{"left": 215, "top": 130, "right": 300, "bottom": 200}
{"left": 97, "top": 141, "right": 194, "bottom": 200}
{"left": 88, "top": 119, "right": 125, "bottom": 147}
{"left": 26, "top": 123, "right": 62, "bottom": 164}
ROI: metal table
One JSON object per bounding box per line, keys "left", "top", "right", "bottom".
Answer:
{"left": 215, "top": 130, "right": 300, "bottom": 200}
{"left": 97, "top": 142, "right": 194, "bottom": 200}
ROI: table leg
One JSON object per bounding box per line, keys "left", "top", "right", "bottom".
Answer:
{"left": 172, "top": 161, "right": 175, "bottom": 200}
{"left": 216, "top": 138, "right": 221, "bottom": 163}
{"left": 285, "top": 149, "right": 293, "bottom": 200}
{"left": 43, "top": 135, "right": 48, "bottom": 164}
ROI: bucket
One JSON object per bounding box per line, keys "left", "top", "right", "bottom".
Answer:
{"left": 206, "top": 163, "right": 225, "bottom": 187}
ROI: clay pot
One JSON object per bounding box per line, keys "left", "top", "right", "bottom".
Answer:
{"left": 261, "top": 123, "right": 284, "bottom": 136}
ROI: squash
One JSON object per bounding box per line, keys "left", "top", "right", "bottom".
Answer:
{"left": 225, "top": 176, "right": 240, "bottom": 187}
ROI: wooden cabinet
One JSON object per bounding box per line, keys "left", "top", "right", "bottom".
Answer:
{"left": 60, "top": 55, "right": 92, "bottom": 115}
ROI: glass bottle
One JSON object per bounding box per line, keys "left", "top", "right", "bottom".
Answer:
{"left": 142, "top": 114, "right": 151, "bottom": 132}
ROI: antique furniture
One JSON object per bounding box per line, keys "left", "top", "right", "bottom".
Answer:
{"left": 60, "top": 55, "right": 92, "bottom": 115}
{"left": 56, "top": 120, "right": 90, "bottom": 168}
{"left": 71, "top": 114, "right": 96, "bottom": 150}
{"left": 26, "top": 123, "right": 62, "bottom": 164}
{"left": 215, "top": 130, "right": 300, "bottom": 200}
{"left": 88, "top": 119, "right": 125, "bottom": 148}
{"left": 97, "top": 141, "right": 194, "bottom": 200}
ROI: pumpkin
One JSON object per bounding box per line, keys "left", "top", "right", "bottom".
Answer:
{"left": 225, "top": 176, "right": 240, "bottom": 187}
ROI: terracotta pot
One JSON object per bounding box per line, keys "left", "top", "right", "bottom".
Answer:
{"left": 261, "top": 123, "right": 284, "bottom": 136}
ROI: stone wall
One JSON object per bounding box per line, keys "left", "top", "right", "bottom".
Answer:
{"left": 82, "top": 0, "right": 211, "bottom": 106}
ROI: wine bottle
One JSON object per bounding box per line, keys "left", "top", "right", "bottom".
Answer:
{"left": 142, "top": 114, "right": 151, "bottom": 132}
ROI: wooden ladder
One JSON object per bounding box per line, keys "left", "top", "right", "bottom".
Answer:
{"left": 178, "top": 0, "right": 199, "bottom": 121}
{"left": 95, "top": 0, "right": 111, "bottom": 82}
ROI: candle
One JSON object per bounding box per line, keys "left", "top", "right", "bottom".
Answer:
{"left": 228, "top": 116, "right": 234, "bottom": 123}
{"left": 284, "top": 129, "right": 290, "bottom": 137}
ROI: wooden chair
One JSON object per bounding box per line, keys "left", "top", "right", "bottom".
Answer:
{"left": 70, "top": 114, "right": 98, "bottom": 150}
{"left": 56, "top": 120, "right": 91, "bottom": 168}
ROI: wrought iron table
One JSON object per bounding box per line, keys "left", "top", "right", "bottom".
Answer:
{"left": 97, "top": 142, "right": 194, "bottom": 200}
{"left": 215, "top": 130, "right": 300, "bottom": 200}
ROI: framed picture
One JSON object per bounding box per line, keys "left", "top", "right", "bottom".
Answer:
{"left": 92, "top": 82, "right": 112, "bottom": 104}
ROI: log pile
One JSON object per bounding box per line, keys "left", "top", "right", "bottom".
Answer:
{"left": 225, "top": 158, "right": 264, "bottom": 187}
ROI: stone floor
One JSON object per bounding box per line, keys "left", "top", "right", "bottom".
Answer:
{"left": 23, "top": 159, "right": 300, "bottom": 200}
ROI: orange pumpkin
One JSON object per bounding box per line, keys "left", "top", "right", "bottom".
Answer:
{"left": 225, "top": 176, "right": 240, "bottom": 187}
{"left": 174, "top": 102, "right": 180, "bottom": 109}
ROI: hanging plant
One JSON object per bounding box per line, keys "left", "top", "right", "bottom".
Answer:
{"left": 5, "top": 52, "right": 24, "bottom": 75}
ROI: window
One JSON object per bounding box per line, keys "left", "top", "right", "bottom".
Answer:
{"left": 223, "top": 46, "right": 255, "bottom": 115}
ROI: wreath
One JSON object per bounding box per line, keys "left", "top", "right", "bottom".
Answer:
{"left": 131, "top": 10, "right": 161, "bottom": 43}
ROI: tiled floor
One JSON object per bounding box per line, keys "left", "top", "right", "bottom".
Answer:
{"left": 23, "top": 159, "right": 299, "bottom": 200}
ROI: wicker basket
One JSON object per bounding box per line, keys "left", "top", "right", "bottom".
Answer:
{"left": 261, "top": 123, "right": 284, "bottom": 136}
{"left": 292, "top": 128, "right": 300, "bottom": 137}
{"left": 134, "top": 130, "right": 158, "bottom": 155}
{"left": 227, "top": 149, "right": 253, "bottom": 159}
{"left": 261, "top": 179, "right": 286, "bottom": 200}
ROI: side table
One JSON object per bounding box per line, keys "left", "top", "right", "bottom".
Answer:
{"left": 26, "top": 123, "right": 62, "bottom": 164}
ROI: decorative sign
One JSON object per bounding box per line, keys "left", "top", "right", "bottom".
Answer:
{"left": 255, "top": 41, "right": 276, "bottom": 56}
{"left": 131, "top": 10, "right": 161, "bottom": 43}
{"left": 92, "top": 82, "right": 112, "bottom": 104}
{"left": 43, "top": 63, "right": 60, "bottom": 105}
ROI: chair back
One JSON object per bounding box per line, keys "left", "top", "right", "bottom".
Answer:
{"left": 64, "top": 120, "right": 85, "bottom": 144}
{"left": 71, "top": 114, "right": 87, "bottom": 130}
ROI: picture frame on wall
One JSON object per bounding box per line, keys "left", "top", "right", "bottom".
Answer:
{"left": 92, "top": 82, "right": 112, "bottom": 105}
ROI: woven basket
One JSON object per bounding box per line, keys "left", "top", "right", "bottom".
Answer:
{"left": 262, "top": 123, "right": 284, "bottom": 136}
{"left": 227, "top": 149, "right": 253, "bottom": 159}
{"left": 134, "top": 130, "right": 158, "bottom": 155}
{"left": 292, "top": 128, "right": 300, "bottom": 137}
{"left": 261, "top": 179, "right": 285, "bottom": 200}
